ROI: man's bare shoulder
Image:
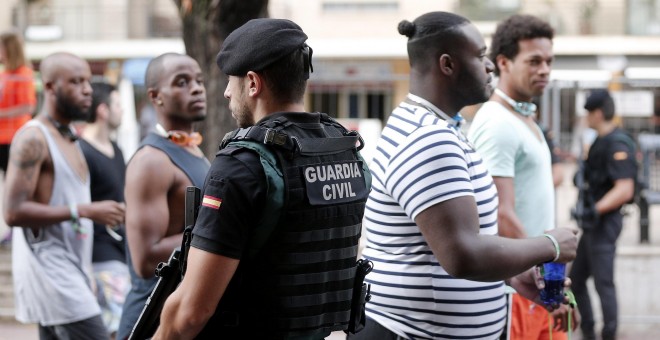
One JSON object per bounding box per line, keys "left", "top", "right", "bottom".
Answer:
{"left": 9, "top": 124, "right": 49, "bottom": 168}
{"left": 126, "top": 146, "right": 181, "bottom": 191}
{"left": 127, "top": 146, "right": 176, "bottom": 178}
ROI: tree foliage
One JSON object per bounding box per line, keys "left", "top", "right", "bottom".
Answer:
{"left": 173, "top": 0, "right": 269, "bottom": 158}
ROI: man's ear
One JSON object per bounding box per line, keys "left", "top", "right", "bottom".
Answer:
{"left": 245, "top": 71, "right": 263, "bottom": 98}
{"left": 96, "top": 103, "right": 109, "bottom": 121}
{"left": 44, "top": 80, "right": 55, "bottom": 95}
{"left": 496, "top": 54, "right": 510, "bottom": 74}
{"left": 147, "top": 88, "right": 161, "bottom": 106}
{"left": 438, "top": 54, "right": 454, "bottom": 76}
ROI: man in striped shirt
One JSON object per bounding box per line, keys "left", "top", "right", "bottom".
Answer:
{"left": 349, "top": 12, "right": 578, "bottom": 340}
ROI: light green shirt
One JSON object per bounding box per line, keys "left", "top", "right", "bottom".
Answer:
{"left": 468, "top": 101, "right": 555, "bottom": 236}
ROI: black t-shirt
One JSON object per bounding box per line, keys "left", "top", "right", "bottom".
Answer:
{"left": 79, "top": 139, "right": 127, "bottom": 263}
{"left": 190, "top": 147, "right": 267, "bottom": 259}
{"left": 541, "top": 125, "right": 561, "bottom": 164}
{"left": 585, "top": 128, "right": 637, "bottom": 201}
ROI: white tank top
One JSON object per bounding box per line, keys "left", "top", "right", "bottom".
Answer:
{"left": 11, "top": 120, "right": 101, "bottom": 325}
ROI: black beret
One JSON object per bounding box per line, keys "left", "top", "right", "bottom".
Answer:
{"left": 584, "top": 89, "right": 612, "bottom": 111}
{"left": 216, "top": 18, "right": 308, "bottom": 76}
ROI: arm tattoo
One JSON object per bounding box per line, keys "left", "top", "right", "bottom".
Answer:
{"left": 11, "top": 131, "right": 44, "bottom": 181}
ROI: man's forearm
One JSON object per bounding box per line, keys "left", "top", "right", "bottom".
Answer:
{"left": 595, "top": 180, "right": 634, "bottom": 214}
{"left": 153, "top": 289, "right": 208, "bottom": 339}
{"left": 4, "top": 201, "right": 75, "bottom": 228}
{"left": 497, "top": 210, "right": 527, "bottom": 239}
{"left": 133, "top": 232, "right": 184, "bottom": 278}
{"left": 443, "top": 234, "right": 556, "bottom": 282}
{"left": 0, "top": 103, "right": 35, "bottom": 118}
{"left": 150, "top": 233, "right": 185, "bottom": 265}
{"left": 492, "top": 177, "right": 527, "bottom": 239}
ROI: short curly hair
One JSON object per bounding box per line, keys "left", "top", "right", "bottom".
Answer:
{"left": 489, "top": 14, "right": 554, "bottom": 76}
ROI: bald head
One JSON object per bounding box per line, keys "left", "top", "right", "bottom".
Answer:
{"left": 40, "top": 52, "right": 89, "bottom": 84}
{"left": 145, "top": 53, "right": 195, "bottom": 90}
{"left": 145, "top": 53, "right": 206, "bottom": 124}
{"left": 39, "top": 52, "right": 93, "bottom": 122}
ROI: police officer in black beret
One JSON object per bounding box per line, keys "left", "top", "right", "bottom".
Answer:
{"left": 154, "top": 18, "right": 372, "bottom": 339}
{"left": 569, "top": 89, "right": 637, "bottom": 340}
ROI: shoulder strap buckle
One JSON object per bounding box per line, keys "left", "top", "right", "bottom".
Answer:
{"left": 263, "top": 128, "right": 288, "bottom": 146}
{"left": 234, "top": 127, "right": 253, "bottom": 140}
{"left": 346, "top": 130, "right": 365, "bottom": 152}
{"left": 220, "top": 129, "right": 238, "bottom": 150}
{"left": 220, "top": 127, "right": 253, "bottom": 150}
{"left": 220, "top": 126, "right": 292, "bottom": 150}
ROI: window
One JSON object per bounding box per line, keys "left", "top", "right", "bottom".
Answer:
{"left": 628, "top": 0, "right": 660, "bottom": 35}
{"left": 307, "top": 85, "right": 392, "bottom": 121}
{"left": 367, "top": 93, "right": 386, "bottom": 121}
{"left": 322, "top": 1, "right": 398, "bottom": 12}
{"left": 456, "top": 0, "right": 521, "bottom": 21}
{"left": 310, "top": 91, "right": 340, "bottom": 118}
{"left": 349, "top": 94, "right": 360, "bottom": 118}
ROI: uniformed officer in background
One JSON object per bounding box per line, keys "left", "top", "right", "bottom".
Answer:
{"left": 153, "top": 18, "right": 372, "bottom": 339}
{"left": 570, "top": 89, "right": 637, "bottom": 340}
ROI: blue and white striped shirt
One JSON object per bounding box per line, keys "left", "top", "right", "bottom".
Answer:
{"left": 362, "top": 94, "right": 506, "bottom": 339}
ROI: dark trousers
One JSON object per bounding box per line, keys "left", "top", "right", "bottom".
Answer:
{"left": 569, "top": 212, "right": 623, "bottom": 340}
{"left": 39, "top": 315, "right": 109, "bottom": 340}
{"left": 346, "top": 316, "right": 407, "bottom": 340}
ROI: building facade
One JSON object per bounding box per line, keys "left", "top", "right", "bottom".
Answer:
{"left": 2, "top": 0, "right": 660, "bottom": 150}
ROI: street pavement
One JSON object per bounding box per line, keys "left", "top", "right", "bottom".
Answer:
{"left": 2, "top": 163, "right": 660, "bottom": 339}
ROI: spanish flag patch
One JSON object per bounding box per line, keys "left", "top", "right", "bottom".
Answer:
{"left": 202, "top": 195, "right": 222, "bottom": 209}
{"left": 613, "top": 151, "right": 629, "bottom": 161}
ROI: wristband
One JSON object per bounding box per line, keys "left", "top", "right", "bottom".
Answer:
{"left": 69, "top": 203, "right": 80, "bottom": 230}
{"left": 565, "top": 289, "right": 577, "bottom": 308}
{"left": 542, "top": 233, "right": 560, "bottom": 262}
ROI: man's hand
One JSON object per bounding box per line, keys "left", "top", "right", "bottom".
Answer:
{"left": 551, "top": 304, "right": 581, "bottom": 332}
{"left": 509, "top": 267, "right": 575, "bottom": 312}
{"left": 79, "top": 200, "right": 125, "bottom": 226}
{"left": 544, "top": 228, "right": 578, "bottom": 263}
{"left": 509, "top": 267, "right": 543, "bottom": 305}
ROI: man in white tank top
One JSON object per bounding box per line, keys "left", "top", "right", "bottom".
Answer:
{"left": 3, "top": 52, "right": 125, "bottom": 339}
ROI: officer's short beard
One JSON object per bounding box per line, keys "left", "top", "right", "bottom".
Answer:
{"left": 56, "top": 89, "right": 90, "bottom": 121}
{"left": 233, "top": 85, "right": 254, "bottom": 128}
{"left": 234, "top": 103, "right": 255, "bottom": 128}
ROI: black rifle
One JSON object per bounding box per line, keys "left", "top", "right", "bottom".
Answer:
{"left": 129, "top": 186, "right": 201, "bottom": 340}
{"left": 572, "top": 155, "right": 587, "bottom": 228}
{"left": 572, "top": 148, "right": 599, "bottom": 230}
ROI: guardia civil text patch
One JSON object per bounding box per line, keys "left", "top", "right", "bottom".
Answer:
{"left": 303, "top": 161, "right": 369, "bottom": 205}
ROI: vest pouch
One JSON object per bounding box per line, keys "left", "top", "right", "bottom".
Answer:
{"left": 347, "top": 282, "right": 370, "bottom": 334}
{"left": 346, "top": 259, "right": 373, "bottom": 334}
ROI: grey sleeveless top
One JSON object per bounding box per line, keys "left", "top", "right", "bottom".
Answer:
{"left": 11, "top": 120, "right": 101, "bottom": 325}
{"left": 117, "top": 133, "right": 210, "bottom": 340}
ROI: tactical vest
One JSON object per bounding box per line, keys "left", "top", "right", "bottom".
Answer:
{"left": 585, "top": 129, "right": 639, "bottom": 203}
{"left": 199, "top": 112, "right": 371, "bottom": 339}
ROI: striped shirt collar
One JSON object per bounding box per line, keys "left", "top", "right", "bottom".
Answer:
{"left": 405, "top": 93, "right": 464, "bottom": 129}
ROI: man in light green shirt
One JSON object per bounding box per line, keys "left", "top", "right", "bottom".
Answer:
{"left": 468, "top": 14, "right": 578, "bottom": 340}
